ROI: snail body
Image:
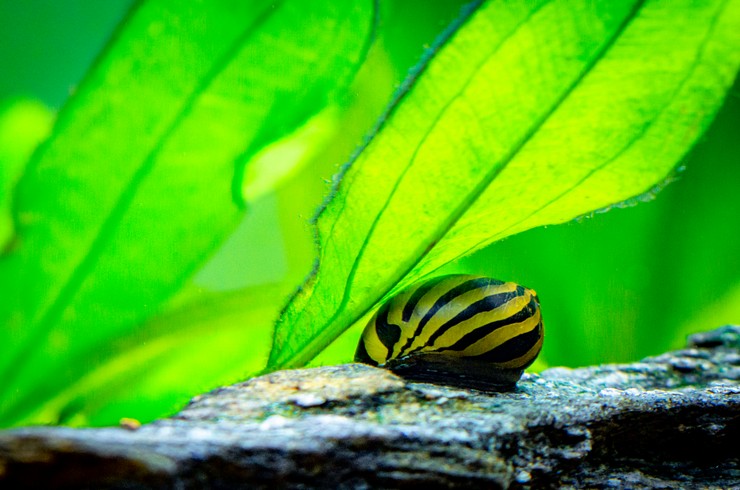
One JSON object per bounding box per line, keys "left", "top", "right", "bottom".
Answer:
{"left": 354, "top": 275, "right": 543, "bottom": 390}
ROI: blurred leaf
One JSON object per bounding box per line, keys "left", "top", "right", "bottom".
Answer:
{"left": 676, "top": 281, "right": 740, "bottom": 344}
{"left": 242, "top": 106, "right": 342, "bottom": 202}
{"left": 269, "top": 0, "right": 740, "bottom": 370}
{"left": 203, "top": 1, "right": 477, "bottom": 295}
{"left": 193, "top": 194, "right": 290, "bottom": 291}
{"left": 0, "top": 0, "right": 134, "bottom": 107}
{"left": 0, "top": 0, "right": 375, "bottom": 426}
{"left": 381, "top": 0, "right": 475, "bottom": 78}
{"left": 14, "top": 283, "right": 288, "bottom": 427}
{"left": 0, "top": 98, "right": 53, "bottom": 250}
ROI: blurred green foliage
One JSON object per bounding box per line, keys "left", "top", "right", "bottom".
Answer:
{"left": 0, "top": 98, "right": 53, "bottom": 248}
{"left": 0, "top": 0, "right": 738, "bottom": 427}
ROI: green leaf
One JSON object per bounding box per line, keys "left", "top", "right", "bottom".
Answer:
{"left": 268, "top": 0, "right": 740, "bottom": 369}
{"left": 0, "top": 0, "right": 375, "bottom": 426}
{"left": 294, "top": 72, "right": 740, "bottom": 371}
{"left": 13, "top": 283, "right": 288, "bottom": 427}
{"left": 457, "top": 82, "right": 740, "bottom": 368}
{"left": 0, "top": 98, "right": 53, "bottom": 250}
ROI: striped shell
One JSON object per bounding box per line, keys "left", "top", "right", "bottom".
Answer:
{"left": 354, "top": 274, "right": 543, "bottom": 390}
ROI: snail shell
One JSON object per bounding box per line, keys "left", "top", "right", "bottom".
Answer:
{"left": 354, "top": 275, "right": 543, "bottom": 390}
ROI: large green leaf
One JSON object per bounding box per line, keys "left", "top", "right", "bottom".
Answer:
{"left": 0, "top": 0, "right": 375, "bottom": 425}
{"left": 269, "top": 0, "right": 740, "bottom": 369}
{"left": 13, "top": 283, "right": 289, "bottom": 427}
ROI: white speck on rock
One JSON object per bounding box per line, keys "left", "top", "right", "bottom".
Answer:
{"left": 260, "top": 415, "right": 291, "bottom": 430}
{"left": 290, "top": 393, "right": 327, "bottom": 408}
{"left": 515, "top": 470, "right": 532, "bottom": 483}
{"left": 598, "top": 388, "right": 623, "bottom": 397}
{"left": 187, "top": 427, "right": 213, "bottom": 441}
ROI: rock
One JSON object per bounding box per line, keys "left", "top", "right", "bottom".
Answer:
{"left": 1, "top": 326, "right": 739, "bottom": 489}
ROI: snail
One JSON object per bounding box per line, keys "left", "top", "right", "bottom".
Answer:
{"left": 355, "top": 275, "right": 543, "bottom": 390}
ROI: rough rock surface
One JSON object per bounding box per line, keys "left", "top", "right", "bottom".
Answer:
{"left": 1, "top": 326, "right": 739, "bottom": 489}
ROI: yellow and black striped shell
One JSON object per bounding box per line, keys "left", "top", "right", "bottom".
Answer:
{"left": 354, "top": 274, "right": 543, "bottom": 390}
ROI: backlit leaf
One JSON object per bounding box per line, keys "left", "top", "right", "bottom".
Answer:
{"left": 269, "top": 0, "right": 740, "bottom": 369}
